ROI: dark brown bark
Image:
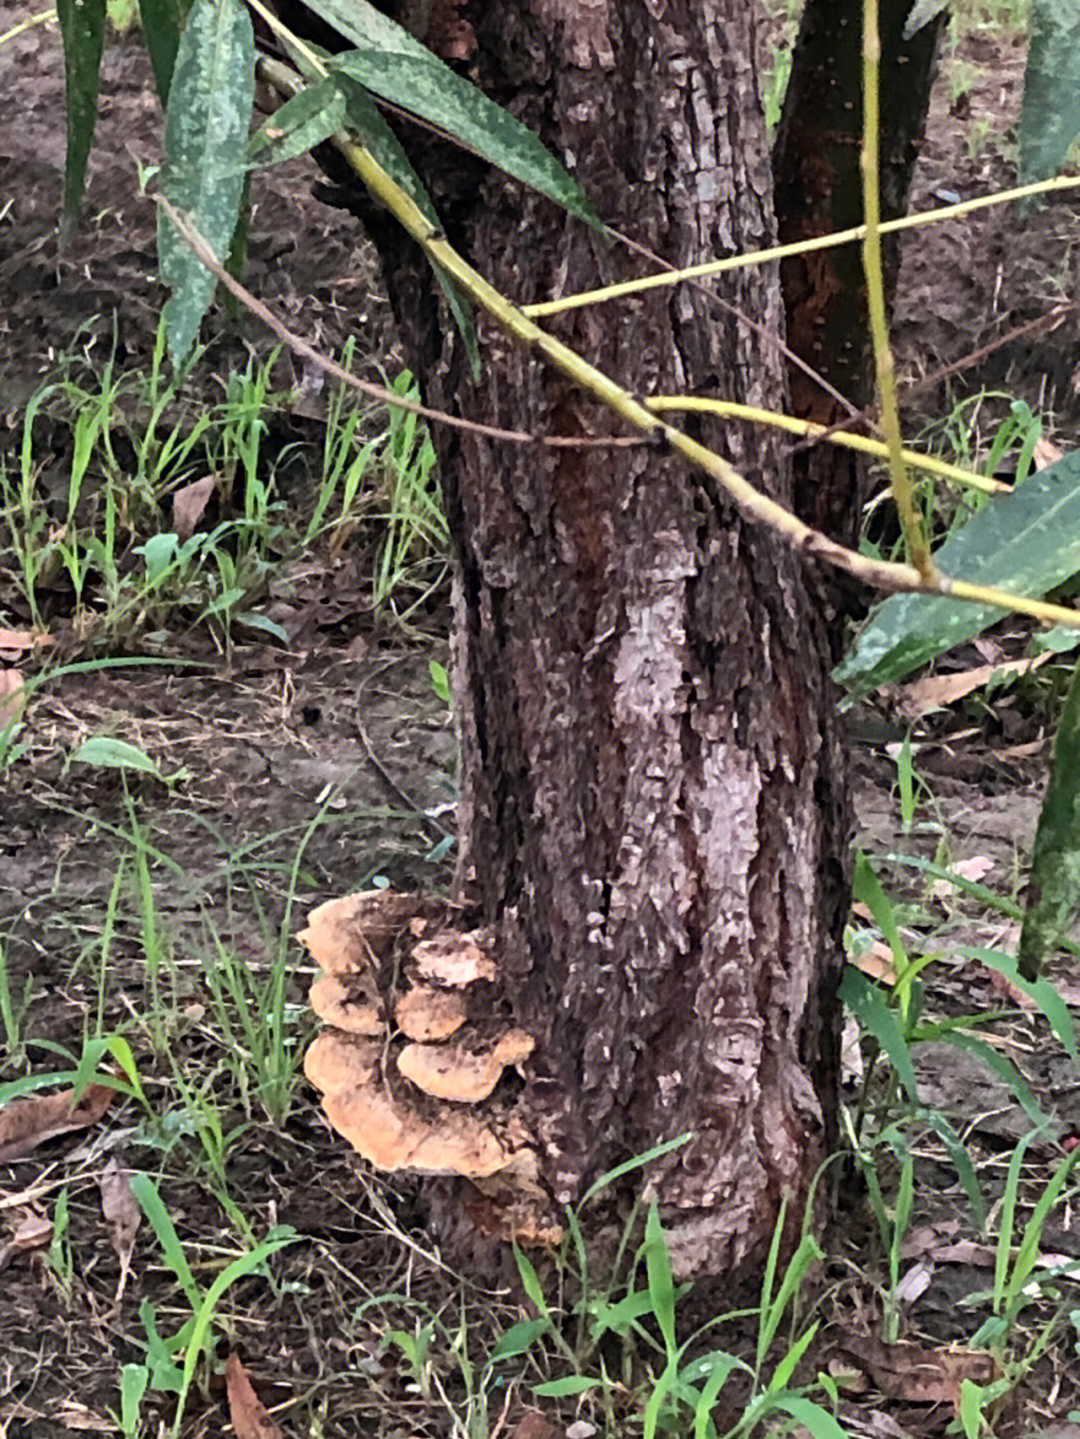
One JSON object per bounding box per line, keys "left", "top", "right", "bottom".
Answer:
{"left": 356, "top": 0, "right": 849, "bottom": 1278}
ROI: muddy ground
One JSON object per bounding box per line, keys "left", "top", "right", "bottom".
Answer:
{"left": 3, "top": 4, "right": 1080, "bottom": 1437}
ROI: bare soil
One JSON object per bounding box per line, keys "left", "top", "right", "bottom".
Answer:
{"left": 3, "top": 6, "right": 1080, "bottom": 1437}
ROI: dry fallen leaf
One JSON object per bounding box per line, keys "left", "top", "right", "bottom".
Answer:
{"left": 888, "top": 651, "right": 1051, "bottom": 719}
{"left": 54, "top": 1399, "right": 117, "bottom": 1431}
{"left": 0, "top": 1207, "right": 52, "bottom": 1271}
{"left": 225, "top": 1353, "right": 286, "bottom": 1439}
{"left": 850, "top": 939, "right": 897, "bottom": 985}
{"left": 836, "top": 1333, "right": 997, "bottom": 1410}
{"left": 0, "top": 1084, "right": 114, "bottom": 1162}
{"left": 99, "top": 1158, "right": 140, "bottom": 1302}
{"left": 0, "top": 669, "right": 25, "bottom": 729}
{"left": 1033, "top": 436, "right": 1065, "bottom": 470}
{"left": 0, "top": 628, "right": 54, "bottom": 661}
{"left": 172, "top": 474, "right": 216, "bottom": 540}
{"left": 983, "top": 962, "right": 1037, "bottom": 1009}
{"left": 510, "top": 1413, "right": 564, "bottom": 1439}
{"left": 927, "top": 854, "right": 994, "bottom": 903}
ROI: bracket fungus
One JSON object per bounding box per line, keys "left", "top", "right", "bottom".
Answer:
{"left": 397, "top": 1031, "right": 535, "bottom": 1103}
{"left": 394, "top": 984, "right": 468, "bottom": 1042}
{"left": 301, "top": 890, "right": 561, "bottom": 1244}
{"left": 309, "top": 973, "right": 383, "bottom": 1035}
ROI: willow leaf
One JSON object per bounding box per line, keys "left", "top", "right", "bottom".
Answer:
{"left": 836, "top": 448, "right": 1080, "bottom": 697}
{"left": 157, "top": 0, "right": 255, "bottom": 363}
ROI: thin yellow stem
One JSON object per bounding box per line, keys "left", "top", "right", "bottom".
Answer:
{"left": 861, "top": 0, "right": 933, "bottom": 579}
{"left": 645, "top": 398, "right": 1005, "bottom": 495}
{"left": 0, "top": 7, "right": 55, "bottom": 44}
{"left": 522, "top": 175, "right": 1080, "bottom": 319}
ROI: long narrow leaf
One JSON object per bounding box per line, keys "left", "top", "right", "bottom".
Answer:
{"left": 56, "top": 0, "right": 106, "bottom": 240}
{"left": 642, "top": 1204, "right": 677, "bottom": 1353}
{"left": 1020, "top": 0, "right": 1080, "bottom": 182}
{"left": 300, "top": 0, "right": 598, "bottom": 229}
{"left": 332, "top": 75, "right": 480, "bottom": 377}
{"left": 1020, "top": 659, "right": 1080, "bottom": 976}
{"left": 960, "top": 945, "right": 1080, "bottom": 1065}
{"left": 138, "top": 0, "right": 190, "bottom": 104}
{"left": 836, "top": 448, "right": 1080, "bottom": 697}
{"left": 158, "top": 0, "right": 255, "bottom": 363}
{"left": 248, "top": 80, "right": 348, "bottom": 167}
{"left": 838, "top": 966, "right": 920, "bottom": 1106}
{"left": 329, "top": 46, "right": 599, "bottom": 230}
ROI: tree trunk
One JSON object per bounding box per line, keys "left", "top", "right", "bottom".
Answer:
{"left": 361, "top": 0, "right": 850, "bottom": 1279}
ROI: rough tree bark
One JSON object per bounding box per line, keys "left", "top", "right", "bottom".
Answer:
{"left": 343, "top": 0, "right": 863, "bottom": 1278}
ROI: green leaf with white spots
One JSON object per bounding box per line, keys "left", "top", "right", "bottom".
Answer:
{"left": 248, "top": 79, "right": 347, "bottom": 167}
{"left": 138, "top": 0, "right": 190, "bottom": 105}
{"left": 300, "top": 0, "right": 598, "bottom": 230}
{"left": 836, "top": 447, "right": 1080, "bottom": 697}
{"left": 332, "top": 74, "right": 480, "bottom": 378}
{"left": 157, "top": 0, "right": 255, "bottom": 364}
{"left": 1020, "top": 0, "right": 1080, "bottom": 182}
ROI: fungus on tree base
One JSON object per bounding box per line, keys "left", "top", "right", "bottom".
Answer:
{"left": 301, "top": 891, "right": 561, "bottom": 1244}
{"left": 397, "top": 1030, "right": 534, "bottom": 1103}
{"left": 309, "top": 973, "right": 383, "bottom": 1035}
{"left": 300, "top": 890, "right": 457, "bottom": 973}
{"left": 394, "top": 984, "right": 468, "bottom": 1042}
{"left": 412, "top": 930, "right": 497, "bottom": 985}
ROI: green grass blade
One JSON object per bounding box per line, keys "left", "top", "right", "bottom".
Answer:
{"left": 1020, "top": 658, "right": 1080, "bottom": 976}
{"left": 128, "top": 1172, "right": 203, "bottom": 1311}
{"left": 56, "top": 0, "right": 106, "bottom": 241}
{"left": 158, "top": 0, "right": 255, "bottom": 363}
{"left": 923, "top": 1108, "right": 986, "bottom": 1230}
{"left": 642, "top": 1204, "right": 677, "bottom": 1354}
{"left": 171, "top": 1231, "right": 298, "bottom": 1437}
{"left": 763, "top": 1394, "right": 851, "bottom": 1439}
{"left": 960, "top": 945, "right": 1080, "bottom": 1065}
{"left": 839, "top": 966, "right": 920, "bottom": 1106}
{"left": 580, "top": 1131, "right": 693, "bottom": 1206}
{"left": 836, "top": 447, "right": 1080, "bottom": 697}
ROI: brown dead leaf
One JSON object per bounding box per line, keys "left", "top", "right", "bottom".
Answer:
{"left": 888, "top": 651, "right": 1051, "bottom": 719}
{"left": 54, "top": 1399, "right": 117, "bottom": 1431}
{"left": 172, "top": 474, "right": 216, "bottom": 540}
{"left": 0, "top": 669, "right": 25, "bottom": 729}
{"left": 510, "top": 1413, "right": 563, "bottom": 1439}
{"left": 0, "top": 1084, "right": 114, "bottom": 1162}
{"left": 927, "top": 855, "right": 994, "bottom": 903}
{"left": 0, "top": 628, "right": 54, "bottom": 661}
{"left": 1034, "top": 436, "right": 1065, "bottom": 470}
{"left": 225, "top": 1353, "right": 286, "bottom": 1439}
{"left": 0, "top": 1206, "right": 52, "bottom": 1271}
{"left": 983, "top": 962, "right": 1037, "bottom": 1009}
{"left": 99, "top": 1159, "right": 140, "bottom": 1302}
{"left": 850, "top": 939, "right": 897, "bottom": 985}
{"left": 836, "top": 1333, "right": 997, "bottom": 1410}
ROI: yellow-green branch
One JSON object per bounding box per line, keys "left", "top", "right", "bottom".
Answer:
{"left": 861, "top": 0, "right": 933, "bottom": 579}
{"left": 523, "top": 175, "right": 1080, "bottom": 319}
{"left": 646, "top": 398, "right": 1005, "bottom": 496}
